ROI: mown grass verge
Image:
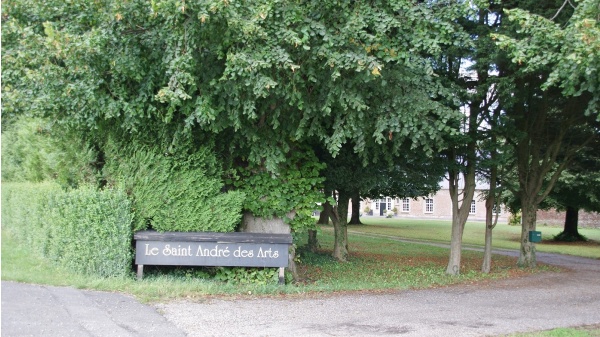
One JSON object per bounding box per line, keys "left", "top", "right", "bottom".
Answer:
{"left": 506, "top": 325, "right": 600, "bottom": 337}
{"left": 351, "top": 218, "right": 600, "bottom": 259}
{"left": 1, "top": 225, "right": 554, "bottom": 303}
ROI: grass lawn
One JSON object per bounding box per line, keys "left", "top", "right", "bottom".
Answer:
{"left": 507, "top": 325, "right": 600, "bottom": 337}
{"left": 2, "top": 226, "right": 551, "bottom": 303}
{"left": 350, "top": 217, "right": 600, "bottom": 259}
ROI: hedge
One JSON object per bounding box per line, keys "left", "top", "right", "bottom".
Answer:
{"left": 2, "top": 182, "right": 134, "bottom": 277}
{"left": 102, "top": 140, "right": 245, "bottom": 232}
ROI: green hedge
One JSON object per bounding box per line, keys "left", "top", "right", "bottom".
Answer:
{"left": 1, "top": 116, "right": 97, "bottom": 188}
{"left": 103, "top": 140, "right": 245, "bottom": 232}
{"left": 2, "top": 182, "right": 133, "bottom": 277}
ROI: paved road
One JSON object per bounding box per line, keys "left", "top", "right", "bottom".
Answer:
{"left": 2, "top": 244, "right": 599, "bottom": 337}
{"left": 1, "top": 281, "right": 187, "bottom": 337}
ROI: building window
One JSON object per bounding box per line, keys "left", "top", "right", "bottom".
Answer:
{"left": 425, "top": 199, "right": 434, "bottom": 213}
{"left": 375, "top": 201, "right": 379, "bottom": 210}
{"left": 492, "top": 204, "right": 502, "bottom": 214}
{"left": 402, "top": 198, "right": 410, "bottom": 212}
{"left": 386, "top": 198, "right": 392, "bottom": 210}
{"left": 470, "top": 200, "right": 476, "bottom": 214}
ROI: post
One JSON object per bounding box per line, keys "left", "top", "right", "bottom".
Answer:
{"left": 137, "top": 265, "right": 144, "bottom": 280}
{"left": 278, "top": 267, "right": 285, "bottom": 285}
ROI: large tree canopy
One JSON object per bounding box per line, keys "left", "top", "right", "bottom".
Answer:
{"left": 3, "top": 0, "right": 466, "bottom": 172}
{"left": 495, "top": 0, "right": 599, "bottom": 118}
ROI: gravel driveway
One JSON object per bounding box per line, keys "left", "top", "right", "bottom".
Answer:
{"left": 155, "top": 249, "right": 600, "bottom": 337}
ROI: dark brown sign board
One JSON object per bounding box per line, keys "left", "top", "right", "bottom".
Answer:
{"left": 134, "top": 231, "right": 293, "bottom": 284}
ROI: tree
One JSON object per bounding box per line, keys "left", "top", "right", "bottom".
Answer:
{"left": 433, "top": 2, "right": 500, "bottom": 275}
{"left": 453, "top": 3, "right": 517, "bottom": 274}
{"left": 443, "top": 110, "right": 477, "bottom": 276}
{"left": 541, "top": 140, "right": 600, "bottom": 241}
{"left": 1, "top": 116, "right": 97, "bottom": 187}
{"left": 3, "top": 0, "right": 468, "bottom": 252}
{"left": 318, "top": 144, "right": 445, "bottom": 261}
{"left": 480, "top": 110, "right": 512, "bottom": 273}
{"left": 493, "top": 0, "right": 599, "bottom": 267}
{"left": 3, "top": 0, "right": 464, "bottom": 166}
{"left": 318, "top": 145, "right": 370, "bottom": 262}
{"left": 496, "top": 0, "right": 599, "bottom": 118}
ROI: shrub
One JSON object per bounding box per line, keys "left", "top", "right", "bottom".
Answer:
{"left": 45, "top": 186, "right": 134, "bottom": 277}
{"left": 103, "top": 139, "right": 244, "bottom": 232}
{"left": 214, "top": 267, "right": 279, "bottom": 285}
{"left": 1, "top": 117, "right": 97, "bottom": 188}
{"left": 1, "top": 182, "right": 61, "bottom": 256}
{"left": 508, "top": 211, "right": 522, "bottom": 226}
{"left": 231, "top": 150, "right": 326, "bottom": 234}
{"left": 2, "top": 182, "right": 134, "bottom": 277}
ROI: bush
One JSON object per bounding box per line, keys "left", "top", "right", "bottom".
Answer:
{"left": 1, "top": 182, "right": 61, "bottom": 256}
{"left": 1, "top": 117, "right": 97, "bottom": 188}
{"left": 232, "top": 150, "right": 325, "bottom": 234}
{"left": 103, "top": 139, "right": 244, "bottom": 232}
{"left": 45, "top": 186, "right": 134, "bottom": 277}
{"left": 2, "top": 182, "right": 134, "bottom": 277}
{"left": 508, "top": 211, "right": 522, "bottom": 226}
{"left": 214, "top": 267, "right": 279, "bottom": 285}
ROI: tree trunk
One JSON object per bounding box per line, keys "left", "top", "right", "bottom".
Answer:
{"left": 307, "top": 202, "right": 331, "bottom": 252}
{"left": 482, "top": 148, "right": 499, "bottom": 274}
{"left": 564, "top": 206, "right": 579, "bottom": 235}
{"left": 93, "top": 144, "right": 107, "bottom": 188}
{"left": 482, "top": 184, "right": 500, "bottom": 273}
{"left": 446, "top": 170, "right": 476, "bottom": 275}
{"left": 307, "top": 230, "right": 319, "bottom": 252}
{"left": 318, "top": 206, "right": 330, "bottom": 225}
{"left": 446, "top": 211, "right": 466, "bottom": 275}
{"left": 555, "top": 206, "right": 586, "bottom": 242}
{"left": 482, "top": 222, "right": 493, "bottom": 273}
{"left": 482, "top": 190, "right": 495, "bottom": 274}
{"left": 348, "top": 192, "right": 362, "bottom": 225}
{"left": 518, "top": 200, "right": 537, "bottom": 268}
{"left": 446, "top": 96, "right": 478, "bottom": 276}
{"left": 287, "top": 245, "right": 299, "bottom": 281}
{"left": 330, "top": 191, "right": 350, "bottom": 262}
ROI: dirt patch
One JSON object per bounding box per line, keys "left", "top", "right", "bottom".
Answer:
{"left": 579, "top": 323, "right": 600, "bottom": 330}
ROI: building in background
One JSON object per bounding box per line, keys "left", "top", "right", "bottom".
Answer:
{"left": 358, "top": 179, "right": 510, "bottom": 223}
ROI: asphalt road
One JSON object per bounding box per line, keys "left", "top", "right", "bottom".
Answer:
{"left": 2, "top": 246, "right": 599, "bottom": 337}
{"left": 1, "top": 281, "right": 186, "bottom": 337}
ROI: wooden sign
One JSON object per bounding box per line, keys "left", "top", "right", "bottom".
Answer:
{"left": 134, "top": 231, "right": 292, "bottom": 283}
